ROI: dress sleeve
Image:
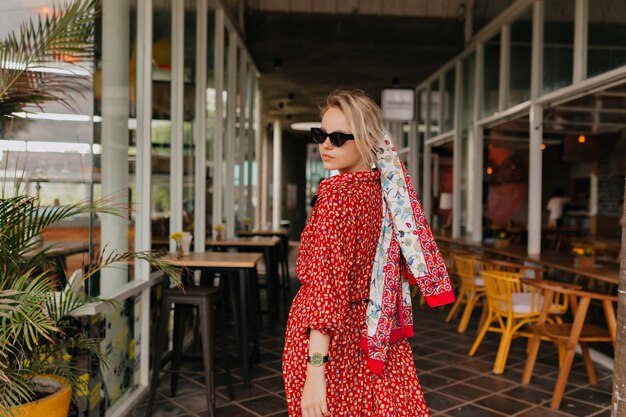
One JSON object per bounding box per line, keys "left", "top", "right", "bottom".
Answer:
{"left": 295, "top": 189, "right": 356, "bottom": 336}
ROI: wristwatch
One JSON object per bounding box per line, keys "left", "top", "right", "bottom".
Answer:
{"left": 307, "top": 352, "right": 330, "bottom": 367}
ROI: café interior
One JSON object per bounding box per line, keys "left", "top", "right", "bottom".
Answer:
{"left": 0, "top": 0, "right": 624, "bottom": 416}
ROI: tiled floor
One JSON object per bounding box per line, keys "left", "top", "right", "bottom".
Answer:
{"left": 134, "top": 245, "right": 614, "bottom": 417}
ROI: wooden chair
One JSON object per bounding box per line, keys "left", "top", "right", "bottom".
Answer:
{"left": 521, "top": 279, "right": 617, "bottom": 409}
{"left": 445, "top": 255, "right": 488, "bottom": 333}
{"left": 468, "top": 270, "right": 549, "bottom": 374}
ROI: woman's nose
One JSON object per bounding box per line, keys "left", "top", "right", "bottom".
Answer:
{"left": 320, "top": 137, "right": 333, "bottom": 149}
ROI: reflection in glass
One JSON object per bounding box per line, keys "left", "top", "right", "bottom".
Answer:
{"left": 587, "top": 1, "right": 626, "bottom": 77}
{"left": 428, "top": 79, "right": 440, "bottom": 138}
{"left": 462, "top": 52, "right": 475, "bottom": 129}
{"left": 483, "top": 125, "right": 529, "bottom": 241}
{"left": 509, "top": 9, "right": 532, "bottom": 106}
{"left": 443, "top": 68, "right": 455, "bottom": 133}
{"left": 543, "top": 0, "right": 574, "bottom": 94}
{"left": 483, "top": 33, "right": 500, "bottom": 117}
{"left": 183, "top": 0, "right": 196, "bottom": 234}
{"left": 206, "top": 8, "right": 216, "bottom": 230}
{"left": 151, "top": 2, "right": 173, "bottom": 249}
{"left": 431, "top": 141, "right": 454, "bottom": 231}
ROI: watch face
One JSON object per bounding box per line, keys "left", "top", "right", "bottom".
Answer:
{"left": 310, "top": 353, "right": 323, "bottom": 366}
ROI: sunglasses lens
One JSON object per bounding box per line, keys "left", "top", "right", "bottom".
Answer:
{"left": 328, "top": 133, "right": 346, "bottom": 147}
{"left": 310, "top": 128, "right": 326, "bottom": 144}
{"left": 311, "top": 129, "right": 354, "bottom": 146}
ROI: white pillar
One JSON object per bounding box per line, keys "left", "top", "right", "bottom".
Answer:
{"left": 212, "top": 10, "right": 225, "bottom": 234}
{"left": 499, "top": 24, "right": 510, "bottom": 111}
{"left": 272, "top": 119, "right": 282, "bottom": 230}
{"left": 528, "top": 104, "right": 543, "bottom": 255}
{"left": 194, "top": 0, "right": 208, "bottom": 252}
{"left": 255, "top": 91, "right": 264, "bottom": 229}
{"left": 236, "top": 52, "right": 248, "bottom": 222}
{"left": 423, "top": 84, "right": 432, "bottom": 223}
{"left": 101, "top": 0, "right": 129, "bottom": 292}
{"left": 247, "top": 73, "right": 257, "bottom": 222}
{"left": 135, "top": 0, "right": 152, "bottom": 387}
{"left": 452, "top": 62, "right": 463, "bottom": 238}
{"left": 422, "top": 145, "right": 432, "bottom": 222}
{"left": 471, "top": 44, "right": 484, "bottom": 243}
{"left": 169, "top": 0, "right": 184, "bottom": 251}
{"left": 573, "top": 0, "right": 588, "bottom": 83}
{"left": 531, "top": 1, "right": 544, "bottom": 99}
{"left": 470, "top": 127, "right": 483, "bottom": 243}
{"left": 260, "top": 125, "right": 269, "bottom": 228}
{"left": 225, "top": 32, "right": 237, "bottom": 238}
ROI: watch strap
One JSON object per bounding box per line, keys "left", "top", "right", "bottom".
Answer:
{"left": 307, "top": 352, "right": 330, "bottom": 366}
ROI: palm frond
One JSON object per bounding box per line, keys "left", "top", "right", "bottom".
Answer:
{"left": 86, "top": 247, "right": 182, "bottom": 287}
{"left": 0, "top": 0, "right": 98, "bottom": 118}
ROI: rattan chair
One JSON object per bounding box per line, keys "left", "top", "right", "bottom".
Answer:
{"left": 445, "top": 255, "right": 488, "bottom": 333}
{"left": 468, "top": 270, "right": 547, "bottom": 374}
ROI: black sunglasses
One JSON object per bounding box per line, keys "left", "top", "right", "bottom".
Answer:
{"left": 310, "top": 128, "right": 355, "bottom": 147}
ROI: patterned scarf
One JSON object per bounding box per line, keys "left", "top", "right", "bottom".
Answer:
{"left": 360, "top": 128, "right": 455, "bottom": 375}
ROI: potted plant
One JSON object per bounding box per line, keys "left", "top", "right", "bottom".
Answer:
{"left": 214, "top": 224, "right": 225, "bottom": 241}
{"left": 0, "top": 187, "right": 180, "bottom": 416}
{"left": 572, "top": 245, "right": 595, "bottom": 269}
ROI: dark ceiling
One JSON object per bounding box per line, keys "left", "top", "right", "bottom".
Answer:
{"left": 214, "top": 0, "right": 519, "bottom": 130}
{"left": 243, "top": 11, "right": 467, "bottom": 129}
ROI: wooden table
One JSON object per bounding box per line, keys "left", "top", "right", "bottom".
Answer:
{"left": 435, "top": 235, "right": 619, "bottom": 285}
{"left": 237, "top": 229, "right": 291, "bottom": 290}
{"left": 206, "top": 237, "right": 282, "bottom": 326}
{"left": 165, "top": 251, "right": 263, "bottom": 388}
{"left": 26, "top": 241, "right": 91, "bottom": 288}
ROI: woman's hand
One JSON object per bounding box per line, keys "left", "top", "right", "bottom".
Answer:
{"left": 301, "top": 365, "right": 329, "bottom": 417}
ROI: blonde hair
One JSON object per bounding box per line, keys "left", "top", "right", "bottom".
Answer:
{"left": 320, "top": 89, "right": 384, "bottom": 169}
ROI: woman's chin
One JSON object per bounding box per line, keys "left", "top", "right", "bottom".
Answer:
{"left": 322, "top": 160, "right": 337, "bottom": 171}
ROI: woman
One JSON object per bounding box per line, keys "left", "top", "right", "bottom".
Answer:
{"left": 283, "top": 90, "right": 454, "bottom": 417}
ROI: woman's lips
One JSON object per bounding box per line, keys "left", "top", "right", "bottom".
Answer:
{"left": 321, "top": 154, "right": 334, "bottom": 161}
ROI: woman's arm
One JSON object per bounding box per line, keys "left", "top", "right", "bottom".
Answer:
{"left": 301, "top": 329, "right": 330, "bottom": 417}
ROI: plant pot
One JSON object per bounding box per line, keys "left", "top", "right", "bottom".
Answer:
{"left": 574, "top": 255, "right": 595, "bottom": 269}
{"left": 180, "top": 232, "right": 192, "bottom": 255}
{"left": 8, "top": 375, "right": 72, "bottom": 417}
{"left": 495, "top": 239, "right": 509, "bottom": 248}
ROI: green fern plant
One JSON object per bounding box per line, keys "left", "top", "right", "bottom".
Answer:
{"left": 0, "top": 187, "right": 181, "bottom": 412}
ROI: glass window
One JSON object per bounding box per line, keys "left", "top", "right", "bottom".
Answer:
{"left": 509, "top": 8, "right": 533, "bottom": 106}
{"left": 543, "top": 0, "right": 575, "bottom": 94}
{"left": 462, "top": 52, "right": 476, "bottom": 130}
{"left": 183, "top": 0, "right": 196, "bottom": 235}
{"left": 587, "top": 1, "right": 626, "bottom": 77}
{"left": 443, "top": 68, "right": 456, "bottom": 133}
{"left": 151, "top": 1, "right": 173, "bottom": 249}
{"left": 0, "top": 0, "right": 97, "bottom": 288}
{"left": 431, "top": 140, "right": 454, "bottom": 231}
{"left": 206, "top": 8, "right": 216, "bottom": 228}
{"left": 483, "top": 33, "right": 501, "bottom": 117}
{"left": 428, "top": 79, "right": 440, "bottom": 138}
{"left": 484, "top": 122, "right": 529, "bottom": 240}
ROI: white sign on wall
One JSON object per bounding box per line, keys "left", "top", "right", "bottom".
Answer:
{"left": 382, "top": 88, "right": 415, "bottom": 121}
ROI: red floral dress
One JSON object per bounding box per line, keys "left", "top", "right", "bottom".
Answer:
{"left": 283, "top": 170, "right": 431, "bottom": 417}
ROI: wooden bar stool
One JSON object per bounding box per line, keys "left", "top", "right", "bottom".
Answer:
{"left": 145, "top": 286, "right": 233, "bottom": 417}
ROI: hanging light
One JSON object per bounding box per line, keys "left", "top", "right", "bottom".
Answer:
{"left": 578, "top": 134, "right": 586, "bottom": 143}
{"left": 487, "top": 167, "right": 493, "bottom": 175}
{"left": 540, "top": 143, "right": 546, "bottom": 150}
